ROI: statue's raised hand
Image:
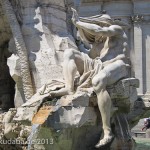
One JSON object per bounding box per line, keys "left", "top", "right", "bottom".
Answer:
{"left": 71, "top": 7, "right": 79, "bottom": 26}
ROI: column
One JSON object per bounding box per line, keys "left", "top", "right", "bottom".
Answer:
{"left": 133, "top": 19, "right": 143, "bottom": 95}
{"left": 143, "top": 23, "right": 150, "bottom": 95}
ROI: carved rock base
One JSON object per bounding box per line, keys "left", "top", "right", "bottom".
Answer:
{"left": 0, "top": 78, "right": 139, "bottom": 150}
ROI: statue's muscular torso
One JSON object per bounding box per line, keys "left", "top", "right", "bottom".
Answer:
{"left": 88, "top": 26, "right": 128, "bottom": 64}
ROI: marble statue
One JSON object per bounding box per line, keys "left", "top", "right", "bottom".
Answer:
{"left": 0, "top": 0, "right": 144, "bottom": 149}
{"left": 50, "top": 8, "right": 129, "bottom": 148}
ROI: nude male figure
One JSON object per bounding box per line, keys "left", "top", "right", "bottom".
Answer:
{"left": 50, "top": 8, "right": 128, "bottom": 148}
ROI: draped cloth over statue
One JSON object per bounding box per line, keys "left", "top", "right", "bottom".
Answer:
{"left": 32, "top": 53, "right": 103, "bottom": 96}
{"left": 78, "top": 53, "right": 103, "bottom": 88}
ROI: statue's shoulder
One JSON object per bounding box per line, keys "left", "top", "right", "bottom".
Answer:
{"left": 109, "top": 25, "right": 123, "bottom": 31}
{"left": 107, "top": 25, "right": 124, "bottom": 37}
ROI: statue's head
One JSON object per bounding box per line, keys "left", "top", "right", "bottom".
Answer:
{"left": 92, "top": 13, "right": 130, "bottom": 28}
{"left": 91, "top": 14, "right": 113, "bottom": 27}
{"left": 79, "top": 11, "right": 113, "bottom": 27}
{"left": 80, "top": 12, "right": 130, "bottom": 29}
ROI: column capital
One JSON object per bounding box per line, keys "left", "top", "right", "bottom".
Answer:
{"left": 131, "top": 15, "right": 150, "bottom": 24}
{"left": 131, "top": 15, "right": 144, "bottom": 23}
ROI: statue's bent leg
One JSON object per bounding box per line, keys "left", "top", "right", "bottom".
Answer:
{"left": 92, "top": 71, "right": 114, "bottom": 148}
{"left": 93, "top": 60, "right": 127, "bottom": 148}
{"left": 50, "top": 49, "right": 84, "bottom": 97}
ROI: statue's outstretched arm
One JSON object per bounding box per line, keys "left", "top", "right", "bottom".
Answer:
{"left": 71, "top": 8, "right": 123, "bottom": 37}
{"left": 71, "top": 8, "right": 104, "bottom": 36}
{"left": 75, "top": 22, "right": 123, "bottom": 37}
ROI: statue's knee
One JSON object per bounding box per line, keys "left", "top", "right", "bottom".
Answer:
{"left": 63, "top": 49, "right": 74, "bottom": 59}
{"left": 92, "top": 77, "right": 99, "bottom": 87}
{"left": 92, "top": 72, "right": 107, "bottom": 91}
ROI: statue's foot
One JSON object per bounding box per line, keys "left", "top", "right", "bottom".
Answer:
{"left": 50, "top": 88, "right": 74, "bottom": 98}
{"left": 95, "top": 134, "right": 114, "bottom": 148}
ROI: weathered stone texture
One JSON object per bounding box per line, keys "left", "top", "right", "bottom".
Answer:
{"left": 0, "top": 78, "right": 138, "bottom": 150}
{"left": 0, "top": 0, "right": 149, "bottom": 150}
{"left": 1, "top": 0, "right": 77, "bottom": 106}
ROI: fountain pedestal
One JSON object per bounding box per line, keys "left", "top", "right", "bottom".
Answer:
{"left": 18, "top": 78, "right": 138, "bottom": 150}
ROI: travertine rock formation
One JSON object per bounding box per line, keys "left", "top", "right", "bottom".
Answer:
{"left": 0, "top": 78, "right": 139, "bottom": 150}
{"left": 0, "top": 0, "right": 149, "bottom": 150}
{"left": 1, "top": 0, "right": 77, "bottom": 107}
{"left": 2, "top": 0, "right": 34, "bottom": 101}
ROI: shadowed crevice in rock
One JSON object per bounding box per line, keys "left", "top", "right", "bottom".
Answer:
{"left": 0, "top": 42, "right": 15, "bottom": 112}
